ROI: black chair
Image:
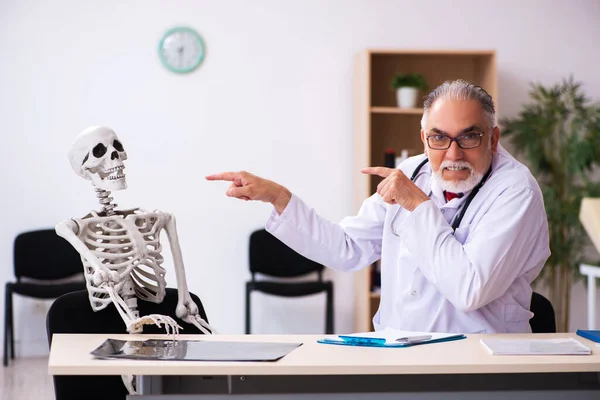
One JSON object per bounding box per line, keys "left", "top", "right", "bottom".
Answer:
{"left": 530, "top": 291, "right": 556, "bottom": 333}
{"left": 46, "top": 288, "right": 209, "bottom": 400}
{"left": 3, "top": 229, "right": 85, "bottom": 366}
{"left": 246, "top": 229, "right": 334, "bottom": 334}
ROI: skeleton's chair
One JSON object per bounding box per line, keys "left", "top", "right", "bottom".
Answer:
{"left": 3, "top": 229, "right": 84, "bottom": 366}
{"left": 46, "top": 288, "right": 209, "bottom": 400}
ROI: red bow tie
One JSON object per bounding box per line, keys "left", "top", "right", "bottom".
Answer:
{"left": 444, "top": 191, "right": 463, "bottom": 202}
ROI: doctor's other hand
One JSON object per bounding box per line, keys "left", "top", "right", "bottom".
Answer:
{"left": 361, "top": 167, "right": 429, "bottom": 211}
{"left": 205, "top": 171, "right": 292, "bottom": 215}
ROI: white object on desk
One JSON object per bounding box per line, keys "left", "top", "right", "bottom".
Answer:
{"left": 580, "top": 263, "right": 600, "bottom": 330}
{"left": 580, "top": 198, "right": 600, "bottom": 254}
{"left": 481, "top": 338, "right": 592, "bottom": 355}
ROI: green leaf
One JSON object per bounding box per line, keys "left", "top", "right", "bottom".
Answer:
{"left": 501, "top": 77, "right": 600, "bottom": 287}
{"left": 390, "top": 73, "right": 428, "bottom": 90}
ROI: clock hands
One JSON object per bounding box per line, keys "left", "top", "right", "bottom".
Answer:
{"left": 177, "top": 46, "right": 184, "bottom": 67}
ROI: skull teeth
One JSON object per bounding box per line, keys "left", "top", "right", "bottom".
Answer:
{"left": 105, "top": 166, "right": 125, "bottom": 173}
{"left": 103, "top": 165, "right": 125, "bottom": 181}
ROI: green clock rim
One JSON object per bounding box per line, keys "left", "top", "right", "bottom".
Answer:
{"left": 158, "top": 26, "right": 205, "bottom": 74}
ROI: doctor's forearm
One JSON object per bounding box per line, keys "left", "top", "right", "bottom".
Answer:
{"left": 266, "top": 195, "right": 378, "bottom": 272}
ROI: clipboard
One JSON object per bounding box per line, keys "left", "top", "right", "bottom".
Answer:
{"left": 318, "top": 328, "right": 465, "bottom": 348}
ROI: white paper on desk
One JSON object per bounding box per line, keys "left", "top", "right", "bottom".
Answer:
{"left": 336, "top": 327, "right": 463, "bottom": 345}
{"left": 480, "top": 338, "right": 592, "bottom": 355}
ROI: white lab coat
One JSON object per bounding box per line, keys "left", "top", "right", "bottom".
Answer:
{"left": 266, "top": 144, "right": 550, "bottom": 334}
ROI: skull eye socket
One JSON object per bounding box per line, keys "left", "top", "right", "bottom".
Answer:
{"left": 92, "top": 143, "right": 107, "bottom": 158}
{"left": 113, "top": 140, "right": 124, "bottom": 152}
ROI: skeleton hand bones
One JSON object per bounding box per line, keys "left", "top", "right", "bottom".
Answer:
{"left": 176, "top": 293, "right": 214, "bottom": 334}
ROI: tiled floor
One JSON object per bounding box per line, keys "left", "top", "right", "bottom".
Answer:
{"left": 1, "top": 357, "right": 54, "bottom": 400}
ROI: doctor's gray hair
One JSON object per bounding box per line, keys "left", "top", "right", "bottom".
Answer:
{"left": 420, "top": 80, "right": 496, "bottom": 130}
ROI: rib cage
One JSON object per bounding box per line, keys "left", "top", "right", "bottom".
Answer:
{"left": 76, "top": 210, "right": 168, "bottom": 311}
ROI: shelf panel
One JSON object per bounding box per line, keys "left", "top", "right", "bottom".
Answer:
{"left": 371, "top": 107, "right": 423, "bottom": 115}
{"left": 368, "top": 49, "right": 495, "bottom": 56}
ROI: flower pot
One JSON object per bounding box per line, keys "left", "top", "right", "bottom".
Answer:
{"left": 396, "top": 87, "right": 419, "bottom": 108}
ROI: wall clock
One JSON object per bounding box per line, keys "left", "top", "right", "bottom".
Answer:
{"left": 158, "top": 26, "right": 205, "bottom": 74}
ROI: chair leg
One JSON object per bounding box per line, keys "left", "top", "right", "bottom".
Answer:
{"left": 325, "top": 285, "right": 334, "bottom": 334}
{"left": 8, "top": 286, "right": 14, "bottom": 360}
{"left": 3, "top": 283, "right": 11, "bottom": 366}
{"left": 245, "top": 285, "right": 251, "bottom": 334}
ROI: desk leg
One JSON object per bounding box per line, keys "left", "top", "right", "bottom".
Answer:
{"left": 136, "top": 375, "right": 162, "bottom": 395}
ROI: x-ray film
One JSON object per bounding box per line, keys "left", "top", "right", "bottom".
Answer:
{"left": 91, "top": 339, "right": 302, "bottom": 362}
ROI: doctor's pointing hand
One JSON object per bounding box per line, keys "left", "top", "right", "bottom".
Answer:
{"left": 205, "top": 167, "right": 429, "bottom": 214}
{"left": 361, "top": 167, "right": 429, "bottom": 211}
{"left": 206, "top": 79, "right": 550, "bottom": 335}
{"left": 205, "top": 171, "right": 292, "bottom": 214}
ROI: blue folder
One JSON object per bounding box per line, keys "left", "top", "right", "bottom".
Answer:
{"left": 576, "top": 329, "right": 600, "bottom": 343}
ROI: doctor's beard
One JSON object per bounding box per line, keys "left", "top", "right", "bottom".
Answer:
{"left": 432, "top": 160, "right": 483, "bottom": 194}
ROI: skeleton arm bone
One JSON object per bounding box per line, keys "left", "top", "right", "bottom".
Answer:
{"left": 55, "top": 220, "right": 139, "bottom": 327}
{"left": 55, "top": 220, "right": 134, "bottom": 329}
{"left": 163, "top": 212, "right": 215, "bottom": 334}
{"left": 55, "top": 219, "right": 120, "bottom": 285}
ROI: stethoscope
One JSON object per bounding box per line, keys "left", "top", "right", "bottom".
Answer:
{"left": 390, "top": 158, "right": 493, "bottom": 236}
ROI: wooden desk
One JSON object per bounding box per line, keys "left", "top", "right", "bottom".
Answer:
{"left": 49, "top": 333, "right": 600, "bottom": 399}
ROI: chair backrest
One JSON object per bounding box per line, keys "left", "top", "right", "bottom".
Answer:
{"left": 249, "top": 229, "right": 325, "bottom": 278}
{"left": 47, "top": 288, "right": 209, "bottom": 337}
{"left": 529, "top": 291, "right": 556, "bottom": 333}
{"left": 14, "top": 229, "right": 82, "bottom": 280}
{"left": 46, "top": 288, "right": 209, "bottom": 400}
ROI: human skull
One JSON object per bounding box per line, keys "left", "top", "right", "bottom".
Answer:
{"left": 68, "top": 126, "right": 128, "bottom": 191}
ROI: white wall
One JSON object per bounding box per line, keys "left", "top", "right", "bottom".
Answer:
{"left": 1, "top": 0, "right": 599, "bottom": 357}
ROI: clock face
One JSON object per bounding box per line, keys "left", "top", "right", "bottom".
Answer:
{"left": 158, "top": 27, "right": 205, "bottom": 74}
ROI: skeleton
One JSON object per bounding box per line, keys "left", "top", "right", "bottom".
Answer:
{"left": 55, "top": 126, "right": 215, "bottom": 393}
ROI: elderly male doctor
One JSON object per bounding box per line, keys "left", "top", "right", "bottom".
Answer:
{"left": 207, "top": 80, "right": 550, "bottom": 334}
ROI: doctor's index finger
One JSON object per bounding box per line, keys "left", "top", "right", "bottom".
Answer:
{"left": 205, "top": 172, "right": 238, "bottom": 181}
{"left": 361, "top": 166, "right": 394, "bottom": 178}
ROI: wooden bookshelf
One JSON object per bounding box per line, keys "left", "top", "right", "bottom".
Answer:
{"left": 352, "top": 49, "right": 497, "bottom": 332}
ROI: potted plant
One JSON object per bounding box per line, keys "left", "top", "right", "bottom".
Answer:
{"left": 391, "top": 73, "right": 427, "bottom": 108}
{"left": 500, "top": 77, "right": 600, "bottom": 332}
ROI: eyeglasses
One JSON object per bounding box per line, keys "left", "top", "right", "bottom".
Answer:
{"left": 426, "top": 132, "right": 485, "bottom": 150}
